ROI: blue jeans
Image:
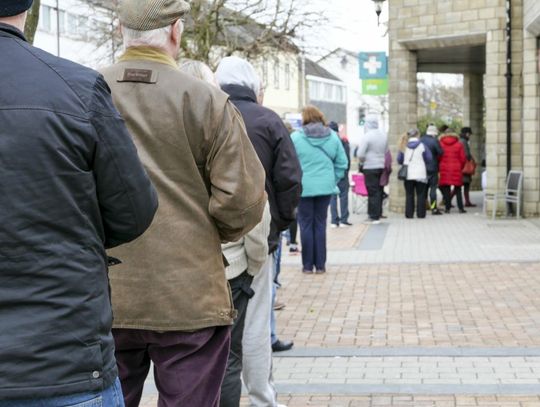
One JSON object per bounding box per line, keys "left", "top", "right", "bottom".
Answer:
{"left": 330, "top": 177, "right": 350, "bottom": 224}
{"left": 0, "top": 377, "right": 124, "bottom": 407}
{"left": 297, "top": 195, "right": 331, "bottom": 271}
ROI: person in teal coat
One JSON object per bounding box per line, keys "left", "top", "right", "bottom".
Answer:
{"left": 291, "top": 105, "right": 348, "bottom": 274}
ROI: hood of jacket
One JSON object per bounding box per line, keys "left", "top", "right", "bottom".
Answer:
{"left": 440, "top": 134, "right": 460, "bottom": 146}
{"left": 215, "top": 56, "right": 260, "bottom": 96}
{"left": 364, "top": 115, "right": 379, "bottom": 131}
{"left": 221, "top": 83, "right": 257, "bottom": 104}
{"left": 407, "top": 138, "right": 421, "bottom": 149}
{"left": 303, "top": 122, "right": 332, "bottom": 144}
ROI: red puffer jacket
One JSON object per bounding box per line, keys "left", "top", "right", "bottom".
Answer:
{"left": 439, "top": 134, "right": 466, "bottom": 186}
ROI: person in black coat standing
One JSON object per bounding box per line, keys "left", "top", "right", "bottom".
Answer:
{"left": 329, "top": 121, "right": 352, "bottom": 226}
{"left": 420, "top": 124, "right": 444, "bottom": 215}
{"left": 0, "top": 4, "right": 157, "bottom": 404}
{"left": 216, "top": 56, "right": 302, "bottom": 407}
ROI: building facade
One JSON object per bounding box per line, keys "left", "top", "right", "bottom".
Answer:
{"left": 256, "top": 52, "right": 301, "bottom": 118}
{"left": 388, "top": 0, "right": 540, "bottom": 216}
{"left": 34, "top": 0, "right": 116, "bottom": 67}
{"left": 303, "top": 58, "right": 347, "bottom": 126}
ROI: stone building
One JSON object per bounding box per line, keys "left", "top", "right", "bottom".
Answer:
{"left": 388, "top": 0, "right": 540, "bottom": 216}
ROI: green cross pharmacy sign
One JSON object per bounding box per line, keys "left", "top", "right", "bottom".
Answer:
{"left": 359, "top": 52, "right": 388, "bottom": 96}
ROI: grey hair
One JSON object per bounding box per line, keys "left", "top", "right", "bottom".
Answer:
{"left": 179, "top": 59, "right": 218, "bottom": 86}
{"left": 122, "top": 20, "right": 184, "bottom": 49}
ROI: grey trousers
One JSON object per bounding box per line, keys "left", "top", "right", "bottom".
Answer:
{"left": 242, "top": 256, "right": 277, "bottom": 406}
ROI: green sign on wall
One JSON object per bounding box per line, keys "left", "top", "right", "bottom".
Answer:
{"left": 362, "top": 79, "right": 388, "bottom": 95}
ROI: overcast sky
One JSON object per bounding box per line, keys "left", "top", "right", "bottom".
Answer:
{"left": 302, "top": 0, "right": 389, "bottom": 59}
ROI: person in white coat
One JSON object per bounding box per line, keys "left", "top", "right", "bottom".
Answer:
{"left": 397, "top": 128, "right": 434, "bottom": 219}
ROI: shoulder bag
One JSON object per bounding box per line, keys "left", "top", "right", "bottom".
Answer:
{"left": 397, "top": 148, "right": 416, "bottom": 181}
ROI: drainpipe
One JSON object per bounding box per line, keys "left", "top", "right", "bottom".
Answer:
{"left": 505, "top": 0, "right": 512, "bottom": 175}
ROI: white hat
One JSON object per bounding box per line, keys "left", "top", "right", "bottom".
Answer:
{"left": 215, "top": 56, "right": 261, "bottom": 97}
{"left": 426, "top": 125, "right": 438, "bottom": 136}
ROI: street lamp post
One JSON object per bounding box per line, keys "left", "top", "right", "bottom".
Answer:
{"left": 371, "top": 0, "right": 386, "bottom": 26}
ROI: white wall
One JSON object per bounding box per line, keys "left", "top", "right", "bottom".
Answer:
{"left": 255, "top": 52, "right": 300, "bottom": 117}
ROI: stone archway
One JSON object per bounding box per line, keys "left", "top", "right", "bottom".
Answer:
{"left": 388, "top": 34, "right": 490, "bottom": 213}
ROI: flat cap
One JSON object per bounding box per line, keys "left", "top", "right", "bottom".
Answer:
{"left": 0, "top": 0, "right": 33, "bottom": 17}
{"left": 119, "top": 0, "right": 190, "bottom": 31}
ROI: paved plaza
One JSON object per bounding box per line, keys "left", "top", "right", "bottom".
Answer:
{"left": 140, "top": 193, "right": 540, "bottom": 406}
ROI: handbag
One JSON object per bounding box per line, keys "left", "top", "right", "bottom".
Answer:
{"left": 397, "top": 165, "right": 408, "bottom": 181}
{"left": 463, "top": 159, "right": 476, "bottom": 176}
{"left": 397, "top": 148, "right": 416, "bottom": 181}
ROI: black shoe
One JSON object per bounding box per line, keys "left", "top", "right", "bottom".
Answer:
{"left": 341, "top": 221, "right": 353, "bottom": 226}
{"left": 459, "top": 209, "right": 467, "bottom": 214}
{"left": 272, "top": 339, "right": 294, "bottom": 352}
{"left": 432, "top": 209, "right": 443, "bottom": 215}
{"left": 445, "top": 209, "right": 451, "bottom": 214}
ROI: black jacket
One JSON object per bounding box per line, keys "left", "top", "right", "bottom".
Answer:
{"left": 420, "top": 134, "right": 444, "bottom": 174}
{"left": 221, "top": 85, "right": 302, "bottom": 253}
{"left": 0, "top": 24, "right": 157, "bottom": 399}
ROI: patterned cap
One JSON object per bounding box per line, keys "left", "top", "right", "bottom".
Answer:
{"left": 0, "top": 0, "right": 33, "bottom": 17}
{"left": 119, "top": 0, "right": 190, "bottom": 31}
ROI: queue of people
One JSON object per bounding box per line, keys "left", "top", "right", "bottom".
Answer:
{"left": 396, "top": 124, "right": 476, "bottom": 217}
{"left": 0, "top": 0, "right": 305, "bottom": 406}
{"left": 0, "top": 0, "right": 481, "bottom": 406}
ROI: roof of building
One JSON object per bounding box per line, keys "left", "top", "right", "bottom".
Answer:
{"left": 304, "top": 58, "right": 342, "bottom": 82}
{"left": 317, "top": 48, "right": 358, "bottom": 63}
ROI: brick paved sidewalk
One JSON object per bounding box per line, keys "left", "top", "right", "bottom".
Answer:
{"left": 242, "top": 395, "right": 540, "bottom": 406}
{"left": 275, "top": 263, "right": 540, "bottom": 348}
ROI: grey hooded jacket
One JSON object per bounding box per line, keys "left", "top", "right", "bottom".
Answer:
{"left": 357, "top": 117, "right": 388, "bottom": 170}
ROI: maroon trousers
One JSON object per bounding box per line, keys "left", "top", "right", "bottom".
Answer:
{"left": 113, "top": 326, "right": 231, "bottom": 407}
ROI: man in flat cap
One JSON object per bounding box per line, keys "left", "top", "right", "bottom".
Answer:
{"left": 100, "top": 0, "right": 267, "bottom": 406}
{"left": 0, "top": 1, "right": 158, "bottom": 406}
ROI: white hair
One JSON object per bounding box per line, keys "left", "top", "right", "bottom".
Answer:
{"left": 179, "top": 60, "right": 218, "bottom": 86}
{"left": 122, "top": 20, "right": 184, "bottom": 49}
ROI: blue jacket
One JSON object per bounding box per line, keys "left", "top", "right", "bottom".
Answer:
{"left": 0, "top": 23, "right": 157, "bottom": 399}
{"left": 420, "top": 134, "right": 443, "bottom": 174}
{"left": 291, "top": 123, "right": 348, "bottom": 197}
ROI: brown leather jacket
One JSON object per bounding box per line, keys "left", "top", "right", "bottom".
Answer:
{"left": 101, "top": 48, "right": 266, "bottom": 331}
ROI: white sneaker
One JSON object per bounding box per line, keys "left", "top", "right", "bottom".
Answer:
{"left": 277, "top": 404, "right": 288, "bottom": 407}
{"left": 330, "top": 223, "right": 338, "bottom": 228}
{"left": 363, "top": 218, "right": 381, "bottom": 225}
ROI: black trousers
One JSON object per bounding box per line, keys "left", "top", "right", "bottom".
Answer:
{"left": 404, "top": 180, "right": 428, "bottom": 218}
{"left": 220, "top": 271, "right": 254, "bottom": 407}
{"left": 289, "top": 219, "right": 298, "bottom": 245}
{"left": 427, "top": 173, "right": 439, "bottom": 209}
{"left": 363, "top": 169, "right": 383, "bottom": 220}
{"left": 441, "top": 185, "right": 464, "bottom": 211}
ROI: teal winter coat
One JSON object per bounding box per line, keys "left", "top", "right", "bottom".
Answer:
{"left": 291, "top": 123, "right": 348, "bottom": 198}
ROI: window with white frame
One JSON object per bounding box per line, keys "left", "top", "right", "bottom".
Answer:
{"left": 273, "top": 60, "right": 280, "bottom": 89}
{"left": 285, "top": 63, "right": 290, "bottom": 90}
{"left": 262, "top": 60, "right": 268, "bottom": 86}
{"left": 39, "top": 5, "right": 52, "bottom": 32}
{"left": 309, "top": 80, "right": 321, "bottom": 100}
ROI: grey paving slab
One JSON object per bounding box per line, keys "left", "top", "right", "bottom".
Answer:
{"left": 282, "top": 193, "right": 540, "bottom": 266}
{"left": 357, "top": 223, "right": 390, "bottom": 251}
